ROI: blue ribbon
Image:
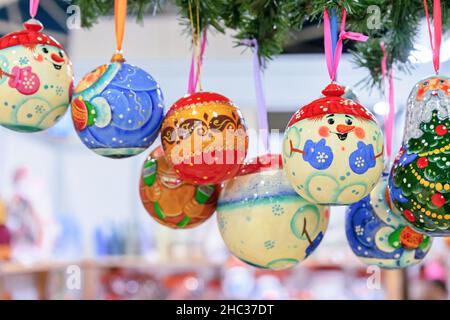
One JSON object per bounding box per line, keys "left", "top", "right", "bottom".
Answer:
{"left": 330, "top": 8, "right": 339, "bottom": 78}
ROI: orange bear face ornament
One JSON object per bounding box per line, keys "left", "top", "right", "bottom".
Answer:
{"left": 139, "top": 146, "right": 219, "bottom": 229}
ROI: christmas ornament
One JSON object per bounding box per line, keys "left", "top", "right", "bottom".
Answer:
{"left": 346, "top": 173, "right": 432, "bottom": 269}
{"left": 389, "top": 1, "right": 449, "bottom": 235}
{"left": 71, "top": 62, "right": 164, "bottom": 158}
{"left": 0, "top": 17, "right": 73, "bottom": 132}
{"left": 282, "top": 9, "right": 383, "bottom": 205}
{"left": 389, "top": 76, "right": 450, "bottom": 236}
{"left": 139, "top": 146, "right": 218, "bottom": 229}
{"left": 161, "top": 92, "right": 248, "bottom": 185}
{"left": 71, "top": 0, "right": 164, "bottom": 158}
{"left": 216, "top": 154, "right": 329, "bottom": 270}
{"left": 283, "top": 83, "right": 384, "bottom": 205}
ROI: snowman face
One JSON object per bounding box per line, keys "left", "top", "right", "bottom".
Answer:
{"left": 35, "top": 44, "right": 67, "bottom": 71}
{"left": 283, "top": 113, "right": 384, "bottom": 205}
{"left": 315, "top": 113, "right": 367, "bottom": 143}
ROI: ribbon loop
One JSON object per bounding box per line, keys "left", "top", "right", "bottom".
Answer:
{"left": 241, "top": 39, "right": 269, "bottom": 152}
{"left": 380, "top": 42, "right": 395, "bottom": 161}
{"left": 29, "top": 0, "right": 39, "bottom": 18}
{"left": 324, "top": 8, "right": 368, "bottom": 81}
{"left": 187, "top": 0, "right": 206, "bottom": 94}
{"left": 341, "top": 31, "right": 369, "bottom": 42}
{"left": 187, "top": 28, "right": 207, "bottom": 94}
{"left": 114, "top": 0, "right": 127, "bottom": 53}
{"left": 423, "top": 0, "right": 442, "bottom": 74}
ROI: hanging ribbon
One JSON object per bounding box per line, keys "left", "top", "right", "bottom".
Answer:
{"left": 187, "top": 0, "right": 206, "bottom": 94}
{"left": 241, "top": 39, "right": 269, "bottom": 152}
{"left": 324, "top": 8, "right": 369, "bottom": 81}
{"left": 330, "top": 8, "right": 339, "bottom": 68}
{"left": 187, "top": 30, "right": 207, "bottom": 94}
{"left": 29, "top": 0, "right": 39, "bottom": 18}
{"left": 423, "top": 0, "right": 442, "bottom": 74}
{"left": 380, "top": 42, "right": 395, "bottom": 161}
{"left": 111, "top": 0, "right": 127, "bottom": 62}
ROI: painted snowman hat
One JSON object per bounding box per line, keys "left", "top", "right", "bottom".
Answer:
{"left": 288, "top": 83, "right": 376, "bottom": 126}
{"left": 0, "top": 19, "right": 63, "bottom": 50}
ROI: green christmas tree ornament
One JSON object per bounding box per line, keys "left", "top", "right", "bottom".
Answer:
{"left": 389, "top": 75, "right": 450, "bottom": 236}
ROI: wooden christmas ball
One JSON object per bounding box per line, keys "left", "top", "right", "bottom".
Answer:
{"left": 282, "top": 83, "right": 384, "bottom": 205}
{"left": 389, "top": 76, "right": 450, "bottom": 236}
{"left": 139, "top": 146, "right": 218, "bottom": 229}
{"left": 0, "top": 20, "right": 73, "bottom": 132}
{"left": 216, "top": 154, "right": 329, "bottom": 270}
{"left": 346, "top": 172, "right": 432, "bottom": 269}
{"left": 71, "top": 62, "right": 164, "bottom": 158}
{"left": 161, "top": 92, "right": 248, "bottom": 185}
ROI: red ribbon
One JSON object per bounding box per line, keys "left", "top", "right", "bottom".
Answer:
{"left": 324, "top": 8, "right": 368, "bottom": 81}
{"left": 423, "top": 0, "right": 442, "bottom": 74}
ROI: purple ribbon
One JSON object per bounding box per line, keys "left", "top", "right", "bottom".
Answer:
{"left": 241, "top": 39, "right": 269, "bottom": 152}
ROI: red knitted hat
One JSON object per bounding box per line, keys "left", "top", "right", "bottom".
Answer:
{"left": 0, "top": 20, "right": 63, "bottom": 51}
{"left": 169, "top": 92, "right": 233, "bottom": 114}
{"left": 288, "top": 83, "right": 376, "bottom": 126}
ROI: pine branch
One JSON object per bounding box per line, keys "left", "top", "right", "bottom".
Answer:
{"left": 73, "top": 0, "right": 161, "bottom": 27}
{"left": 71, "top": 0, "right": 450, "bottom": 88}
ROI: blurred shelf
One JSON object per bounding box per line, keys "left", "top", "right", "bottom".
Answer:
{"left": 84, "top": 255, "right": 223, "bottom": 270}
{"left": 0, "top": 260, "right": 78, "bottom": 275}
{"left": 0, "top": 256, "right": 222, "bottom": 276}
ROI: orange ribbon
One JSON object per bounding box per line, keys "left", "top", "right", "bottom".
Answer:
{"left": 112, "top": 0, "right": 127, "bottom": 62}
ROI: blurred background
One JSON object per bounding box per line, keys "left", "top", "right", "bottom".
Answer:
{"left": 0, "top": 0, "right": 449, "bottom": 300}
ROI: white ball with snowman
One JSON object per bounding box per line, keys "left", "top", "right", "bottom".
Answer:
{"left": 282, "top": 83, "right": 384, "bottom": 205}
{"left": 0, "top": 20, "right": 73, "bottom": 133}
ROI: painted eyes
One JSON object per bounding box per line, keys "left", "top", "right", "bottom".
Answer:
{"left": 423, "top": 81, "right": 429, "bottom": 86}
{"left": 327, "top": 118, "right": 335, "bottom": 125}
{"left": 42, "top": 47, "right": 49, "bottom": 54}
{"left": 440, "top": 79, "right": 445, "bottom": 84}
{"left": 59, "top": 51, "right": 64, "bottom": 58}
{"left": 345, "top": 118, "right": 353, "bottom": 125}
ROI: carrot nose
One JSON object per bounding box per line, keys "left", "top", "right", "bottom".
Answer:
{"left": 51, "top": 53, "right": 64, "bottom": 63}
{"left": 336, "top": 124, "right": 355, "bottom": 133}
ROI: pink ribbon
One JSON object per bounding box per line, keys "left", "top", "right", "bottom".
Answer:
{"left": 29, "top": 0, "right": 39, "bottom": 18}
{"left": 187, "top": 29, "right": 207, "bottom": 94}
{"left": 324, "top": 8, "right": 368, "bottom": 81}
{"left": 380, "top": 42, "right": 395, "bottom": 160}
{"left": 423, "top": 0, "right": 442, "bottom": 74}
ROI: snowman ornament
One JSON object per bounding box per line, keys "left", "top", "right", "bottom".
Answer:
{"left": 0, "top": 19, "right": 73, "bottom": 132}
{"left": 283, "top": 83, "right": 384, "bottom": 205}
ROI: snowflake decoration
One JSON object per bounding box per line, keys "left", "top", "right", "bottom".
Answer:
{"left": 316, "top": 152, "right": 329, "bottom": 163}
{"left": 271, "top": 204, "right": 284, "bottom": 216}
{"left": 19, "top": 57, "right": 29, "bottom": 65}
{"left": 264, "top": 240, "right": 275, "bottom": 249}
{"left": 354, "top": 156, "right": 365, "bottom": 168}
